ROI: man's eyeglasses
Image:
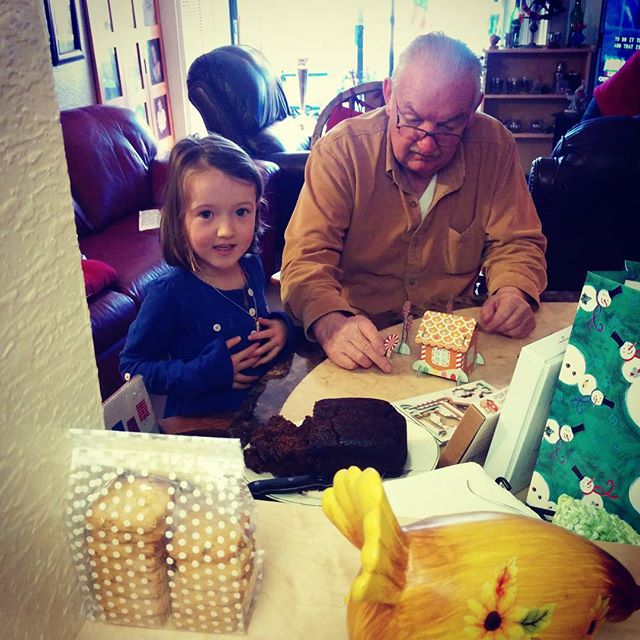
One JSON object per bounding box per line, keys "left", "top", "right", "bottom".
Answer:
{"left": 395, "top": 102, "right": 462, "bottom": 148}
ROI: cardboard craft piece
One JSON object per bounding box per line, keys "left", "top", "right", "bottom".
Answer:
{"left": 396, "top": 301, "right": 414, "bottom": 355}
{"left": 103, "top": 374, "right": 158, "bottom": 433}
{"left": 392, "top": 380, "right": 497, "bottom": 445}
{"left": 384, "top": 333, "right": 400, "bottom": 357}
{"left": 438, "top": 387, "right": 509, "bottom": 468}
{"left": 412, "top": 310, "right": 483, "bottom": 383}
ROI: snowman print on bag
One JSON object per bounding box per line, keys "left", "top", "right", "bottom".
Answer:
{"left": 579, "top": 284, "right": 623, "bottom": 332}
{"left": 560, "top": 345, "right": 615, "bottom": 411}
{"left": 544, "top": 419, "right": 585, "bottom": 463}
{"left": 611, "top": 332, "right": 640, "bottom": 384}
{"left": 572, "top": 464, "right": 619, "bottom": 507}
{"left": 526, "top": 471, "right": 558, "bottom": 519}
{"left": 610, "top": 331, "right": 640, "bottom": 428}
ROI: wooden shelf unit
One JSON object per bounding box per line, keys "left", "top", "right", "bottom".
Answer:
{"left": 482, "top": 46, "right": 594, "bottom": 175}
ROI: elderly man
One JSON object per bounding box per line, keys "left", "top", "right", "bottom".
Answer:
{"left": 281, "top": 32, "right": 547, "bottom": 372}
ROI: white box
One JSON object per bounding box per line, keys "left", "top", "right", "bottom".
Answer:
{"left": 483, "top": 327, "right": 571, "bottom": 492}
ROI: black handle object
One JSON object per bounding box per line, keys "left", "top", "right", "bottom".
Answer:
{"left": 247, "top": 474, "right": 333, "bottom": 498}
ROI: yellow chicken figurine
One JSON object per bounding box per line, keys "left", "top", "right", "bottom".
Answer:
{"left": 322, "top": 466, "right": 640, "bottom": 640}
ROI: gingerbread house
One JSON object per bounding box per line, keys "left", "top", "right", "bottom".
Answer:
{"left": 412, "top": 311, "right": 482, "bottom": 383}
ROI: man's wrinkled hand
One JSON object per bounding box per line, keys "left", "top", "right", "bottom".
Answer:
{"left": 312, "top": 312, "right": 393, "bottom": 373}
{"left": 479, "top": 286, "right": 536, "bottom": 338}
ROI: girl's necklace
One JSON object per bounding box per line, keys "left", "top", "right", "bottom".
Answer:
{"left": 197, "top": 268, "right": 260, "bottom": 332}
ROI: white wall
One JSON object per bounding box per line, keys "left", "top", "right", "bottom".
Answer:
{"left": 0, "top": 1, "right": 105, "bottom": 638}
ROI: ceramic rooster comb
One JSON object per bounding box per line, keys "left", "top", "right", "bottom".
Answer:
{"left": 322, "top": 466, "right": 639, "bottom": 640}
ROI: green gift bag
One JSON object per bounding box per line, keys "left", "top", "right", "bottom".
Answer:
{"left": 526, "top": 263, "right": 640, "bottom": 534}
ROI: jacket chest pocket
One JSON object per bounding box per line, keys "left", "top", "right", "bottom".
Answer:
{"left": 443, "top": 221, "right": 485, "bottom": 275}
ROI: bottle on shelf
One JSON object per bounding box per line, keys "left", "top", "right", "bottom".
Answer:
{"left": 554, "top": 61, "right": 567, "bottom": 94}
{"left": 568, "top": 0, "right": 586, "bottom": 47}
{"left": 507, "top": 0, "right": 523, "bottom": 48}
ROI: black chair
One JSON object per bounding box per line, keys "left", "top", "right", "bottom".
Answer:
{"left": 528, "top": 115, "right": 640, "bottom": 292}
{"left": 188, "top": 45, "right": 309, "bottom": 250}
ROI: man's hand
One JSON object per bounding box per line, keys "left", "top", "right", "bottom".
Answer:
{"left": 479, "top": 286, "right": 536, "bottom": 338}
{"left": 225, "top": 336, "right": 260, "bottom": 389}
{"left": 312, "top": 312, "right": 393, "bottom": 373}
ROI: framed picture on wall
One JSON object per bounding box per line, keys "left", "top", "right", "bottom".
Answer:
{"left": 137, "top": 0, "right": 157, "bottom": 27}
{"left": 100, "top": 47, "right": 123, "bottom": 101}
{"left": 153, "top": 94, "right": 170, "bottom": 139}
{"left": 147, "top": 38, "right": 164, "bottom": 85}
{"left": 43, "top": 0, "right": 85, "bottom": 65}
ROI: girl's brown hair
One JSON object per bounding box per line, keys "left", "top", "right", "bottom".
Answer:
{"left": 160, "top": 134, "right": 266, "bottom": 270}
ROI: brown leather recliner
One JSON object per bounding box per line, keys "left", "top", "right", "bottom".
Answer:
{"left": 188, "top": 45, "right": 309, "bottom": 250}
{"left": 528, "top": 115, "right": 640, "bottom": 292}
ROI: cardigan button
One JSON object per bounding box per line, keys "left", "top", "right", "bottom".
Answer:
{"left": 248, "top": 308, "right": 256, "bottom": 317}
{"left": 213, "top": 323, "right": 221, "bottom": 332}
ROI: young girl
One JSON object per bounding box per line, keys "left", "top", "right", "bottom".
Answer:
{"left": 120, "top": 134, "right": 299, "bottom": 417}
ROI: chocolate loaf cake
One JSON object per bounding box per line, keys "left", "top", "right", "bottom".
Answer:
{"left": 244, "top": 398, "right": 408, "bottom": 477}
{"left": 243, "top": 414, "right": 310, "bottom": 476}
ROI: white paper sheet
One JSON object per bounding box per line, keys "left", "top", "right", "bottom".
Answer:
{"left": 139, "top": 208, "right": 161, "bottom": 231}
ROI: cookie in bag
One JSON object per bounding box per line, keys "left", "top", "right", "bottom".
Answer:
{"left": 84, "top": 473, "right": 173, "bottom": 625}
{"left": 165, "top": 483, "right": 257, "bottom": 632}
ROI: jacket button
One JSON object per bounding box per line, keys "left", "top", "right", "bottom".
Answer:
{"left": 410, "top": 201, "right": 417, "bottom": 208}
{"left": 213, "top": 323, "right": 221, "bottom": 332}
{"left": 249, "top": 308, "right": 256, "bottom": 317}
{"left": 408, "top": 278, "right": 416, "bottom": 285}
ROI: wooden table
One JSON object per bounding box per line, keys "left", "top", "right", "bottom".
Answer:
{"left": 79, "top": 303, "right": 639, "bottom": 639}
{"left": 281, "top": 302, "right": 578, "bottom": 422}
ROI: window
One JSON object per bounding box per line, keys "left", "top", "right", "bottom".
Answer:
{"left": 236, "top": 0, "right": 503, "bottom": 114}
{"left": 432, "top": 347, "right": 451, "bottom": 367}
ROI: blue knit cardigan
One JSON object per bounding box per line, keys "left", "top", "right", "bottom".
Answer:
{"left": 120, "top": 255, "right": 299, "bottom": 417}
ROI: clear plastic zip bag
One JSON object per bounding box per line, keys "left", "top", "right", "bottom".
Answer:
{"left": 67, "top": 429, "right": 262, "bottom": 634}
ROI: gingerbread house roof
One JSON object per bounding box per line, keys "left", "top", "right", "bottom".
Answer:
{"left": 415, "top": 310, "right": 477, "bottom": 352}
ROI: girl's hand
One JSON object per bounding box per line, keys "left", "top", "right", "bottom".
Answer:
{"left": 225, "top": 336, "right": 260, "bottom": 389}
{"left": 248, "top": 317, "right": 287, "bottom": 366}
